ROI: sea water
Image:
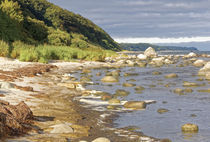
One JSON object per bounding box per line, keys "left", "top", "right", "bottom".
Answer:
{"left": 74, "top": 52, "right": 210, "bottom": 142}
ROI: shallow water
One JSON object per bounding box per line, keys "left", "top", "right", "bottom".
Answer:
{"left": 73, "top": 58, "right": 210, "bottom": 142}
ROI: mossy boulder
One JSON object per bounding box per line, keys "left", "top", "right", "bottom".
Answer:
{"left": 181, "top": 123, "right": 199, "bottom": 132}
{"left": 124, "top": 101, "right": 146, "bottom": 110}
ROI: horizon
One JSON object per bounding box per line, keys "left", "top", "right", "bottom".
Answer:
{"left": 49, "top": 0, "right": 210, "bottom": 51}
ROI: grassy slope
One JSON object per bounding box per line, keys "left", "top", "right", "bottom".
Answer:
{"left": 0, "top": 0, "right": 120, "bottom": 62}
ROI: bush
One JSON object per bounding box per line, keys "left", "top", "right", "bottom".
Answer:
{"left": 0, "top": 40, "right": 9, "bottom": 57}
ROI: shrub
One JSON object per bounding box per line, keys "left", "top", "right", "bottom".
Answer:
{"left": 0, "top": 40, "right": 9, "bottom": 57}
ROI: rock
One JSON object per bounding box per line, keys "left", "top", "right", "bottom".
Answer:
{"left": 82, "top": 69, "right": 91, "bottom": 73}
{"left": 96, "top": 72, "right": 102, "bottom": 76}
{"left": 181, "top": 123, "right": 199, "bottom": 132}
{"left": 135, "top": 86, "right": 145, "bottom": 91}
{"left": 126, "top": 60, "right": 136, "bottom": 66}
{"left": 164, "top": 59, "right": 174, "bottom": 64}
{"left": 186, "top": 52, "right": 197, "bottom": 58}
{"left": 165, "top": 73, "right": 178, "bottom": 79}
{"left": 197, "top": 89, "right": 210, "bottom": 93}
{"left": 198, "top": 61, "right": 210, "bottom": 76}
{"left": 115, "top": 89, "right": 130, "bottom": 97}
{"left": 108, "top": 99, "right": 121, "bottom": 104}
{"left": 137, "top": 54, "right": 147, "bottom": 60}
{"left": 183, "top": 81, "right": 200, "bottom": 87}
{"left": 152, "top": 71, "right": 162, "bottom": 75}
{"left": 123, "top": 83, "right": 136, "bottom": 87}
{"left": 107, "top": 105, "right": 117, "bottom": 110}
{"left": 193, "top": 59, "right": 206, "bottom": 67}
{"left": 128, "top": 79, "right": 136, "bottom": 82}
{"left": 157, "top": 108, "right": 169, "bottom": 114}
{"left": 50, "top": 123, "right": 73, "bottom": 134}
{"left": 124, "top": 101, "right": 146, "bottom": 110}
{"left": 206, "top": 72, "right": 210, "bottom": 80}
{"left": 173, "top": 88, "right": 184, "bottom": 95}
{"left": 101, "top": 95, "right": 112, "bottom": 101}
{"left": 92, "top": 137, "right": 111, "bottom": 142}
{"left": 58, "top": 83, "right": 76, "bottom": 89}
{"left": 184, "top": 88, "right": 193, "bottom": 93}
{"left": 0, "top": 82, "right": 15, "bottom": 89}
{"left": 124, "top": 73, "right": 138, "bottom": 77}
{"left": 80, "top": 76, "right": 92, "bottom": 82}
{"left": 137, "top": 62, "right": 147, "bottom": 67}
{"left": 106, "top": 70, "right": 120, "bottom": 77}
{"left": 144, "top": 47, "right": 157, "bottom": 57}
{"left": 101, "top": 76, "right": 118, "bottom": 83}
{"left": 160, "top": 139, "right": 172, "bottom": 142}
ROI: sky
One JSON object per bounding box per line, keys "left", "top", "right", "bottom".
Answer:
{"left": 49, "top": 0, "right": 210, "bottom": 51}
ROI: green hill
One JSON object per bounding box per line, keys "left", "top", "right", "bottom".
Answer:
{"left": 0, "top": 0, "right": 120, "bottom": 62}
{"left": 120, "top": 43, "right": 198, "bottom": 51}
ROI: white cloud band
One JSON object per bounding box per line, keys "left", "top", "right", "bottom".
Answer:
{"left": 114, "top": 36, "right": 210, "bottom": 44}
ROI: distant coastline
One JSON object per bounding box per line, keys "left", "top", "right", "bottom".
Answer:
{"left": 120, "top": 43, "right": 198, "bottom": 51}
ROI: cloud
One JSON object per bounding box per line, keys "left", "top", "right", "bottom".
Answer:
{"left": 114, "top": 36, "right": 210, "bottom": 44}
{"left": 49, "top": 0, "right": 210, "bottom": 40}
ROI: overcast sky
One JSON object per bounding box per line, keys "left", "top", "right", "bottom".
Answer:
{"left": 49, "top": 0, "right": 210, "bottom": 51}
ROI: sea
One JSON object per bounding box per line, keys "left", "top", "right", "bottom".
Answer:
{"left": 73, "top": 50, "right": 210, "bottom": 142}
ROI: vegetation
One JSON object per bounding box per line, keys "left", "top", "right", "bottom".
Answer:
{"left": 9, "top": 41, "right": 116, "bottom": 63}
{"left": 120, "top": 43, "right": 198, "bottom": 51}
{"left": 0, "top": 0, "right": 120, "bottom": 62}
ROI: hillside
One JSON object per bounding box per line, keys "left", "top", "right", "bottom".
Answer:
{"left": 120, "top": 43, "right": 198, "bottom": 51}
{"left": 0, "top": 0, "right": 120, "bottom": 51}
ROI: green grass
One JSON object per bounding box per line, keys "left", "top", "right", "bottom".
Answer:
{"left": 0, "top": 40, "right": 117, "bottom": 63}
{"left": 0, "top": 40, "right": 9, "bottom": 57}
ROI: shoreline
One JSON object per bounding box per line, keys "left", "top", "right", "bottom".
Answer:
{"left": 0, "top": 58, "right": 161, "bottom": 142}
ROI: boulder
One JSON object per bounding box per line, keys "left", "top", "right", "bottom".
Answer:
{"left": 181, "top": 123, "right": 198, "bottom": 132}
{"left": 50, "top": 123, "right": 74, "bottom": 134}
{"left": 58, "top": 83, "right": 76, "bottom": 89}
{"left": 193, "top": 59, "right": 206, "bottom": 67}
{"left": 137, "top": 62, "right": 147, "bottom": 67}
{"left": 185, "top": 52, "right": 197, "bottom": 58}
{"left": 124, "top": 101, "right": 146, "bottom": 110}
{"left": 101, "top": 76, "right": 118, "bottom": 83}
{"left": 173, "top": 88, "right": 184, "bottom": 95}
{"left": 206, "top": 72, "right": 210, "bottom": 80}
{"left": 126, "top": 60, "right": 136, "bottom": 66}
{"left": 0, "top": 82, "right": 15, "bottom": 89}
{"left": 183, "top": 81, "right": 200, "bottom": 87}
{"left": 144, "top": 47, "right": 157, "bottom": 57}
{"left": 137, "top": 54, "right": 147, "bottom": 60}
{"left": 135, "top": 86, "right": 145, "bottom": 91}
{"left": 115, "top": 89, "right": 130, "bottom": 97}
{"left": 165, "top": 73, "right": 178, "bottom": 79}
{"left": 92, "top": 137, "right": 111, "bottom": 142}
{"left": 106, "top": 70, "right": 120, "bottom": 77}
{"left": 108, "top": 99, "right": 121, "bottom": 104}
{"left": 123, "top": 83, "right": 136, "bottom": 87}
{"left": 152, "top": 71, "right": 162, "bottom": 75}
{"left": 198, "top": 61, "right": 210, "bottom": 76}
{"left": 164, "top": 59, "right": 174, "bottom": 64}
{"left": 157, "top": 108, "right": 169, "bottom": 114}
